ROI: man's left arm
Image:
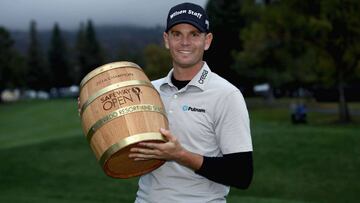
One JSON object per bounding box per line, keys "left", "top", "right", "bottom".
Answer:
{"left": 195, "top": 152, "right": 253, "bottom": 189}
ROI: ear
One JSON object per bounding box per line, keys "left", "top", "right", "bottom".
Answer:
{"left": 204, "top": 33, "right": 213, "bottom": 51}
{"left": 163, "top": 32, "right": 169, "bottom": 49}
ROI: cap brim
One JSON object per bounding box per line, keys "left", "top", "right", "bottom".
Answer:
{"left": 165, "top": 20, "right": 207, "bottom": 33}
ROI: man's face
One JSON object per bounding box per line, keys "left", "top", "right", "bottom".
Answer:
{"left": 163, "top": 23, "right": 212, "bottom": 69}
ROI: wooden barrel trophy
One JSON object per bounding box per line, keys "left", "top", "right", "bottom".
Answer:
{"left": 79, "top": 61, "right": 168, "bottom": 178}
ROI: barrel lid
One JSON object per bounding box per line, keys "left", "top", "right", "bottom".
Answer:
{"left": 80, "top": 61, "right": 143, "bottom": 88}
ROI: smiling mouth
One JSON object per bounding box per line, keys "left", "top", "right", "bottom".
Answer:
{"left": 179, "top": 50, "right": 191, "bottom": 54}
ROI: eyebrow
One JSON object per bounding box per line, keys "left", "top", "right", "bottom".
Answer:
{"left": 170, "top": 30, "right": 202, "bottom": 35}
{"left": 170, "top": 30, "right": 180, "bottom": 34}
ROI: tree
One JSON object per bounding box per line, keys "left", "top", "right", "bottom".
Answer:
{"left": 233, "top": 1, "right": 316, "bottom": 88}
{"left": 233, "top": 0, "right": 360, "bottom": 123}
{"left": 316, "top": 0, "right": 360, "bottom": 122}
{"left": 74, "top": 22, "right": 87, "bottom": 84}
{"left": 0, "top": 26, "right": 26, "bottom": 89}
{"left": 117, "top": 42, "right": 144, "bottom": 67}
{"left": 204, "top": 0, "right": 248, "bottom": 88}
{"left": 26, "top": 20, "right": 50, "bottom": 90}
{"left": 143, "top": 44, "right": 171, "bottom": 80}
{"left": 48, "top": 23, "right": 72, "bottom": 88}
{"left": 76, "top": 20, "right": 104, "bottom": 80}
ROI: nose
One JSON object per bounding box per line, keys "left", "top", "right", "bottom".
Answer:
{"left": 180, "top": 35, "right": 190, "bottom": 46}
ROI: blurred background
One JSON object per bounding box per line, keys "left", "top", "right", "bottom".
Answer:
{"left": 0, "top": 0, "right": 359, "bottom": 203}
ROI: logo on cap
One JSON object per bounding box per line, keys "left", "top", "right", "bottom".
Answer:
{"left": 166, "top": 2, "right": 209, "bottom": 33}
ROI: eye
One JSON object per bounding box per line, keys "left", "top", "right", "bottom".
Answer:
{"left": 191, "top": 32, "right": 201, "bottom": 38}
{"left": 171, "top": 31, "right": 181, "bottom": 38}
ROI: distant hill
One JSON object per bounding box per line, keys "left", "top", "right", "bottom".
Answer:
{"left": 10, "top": 25, "right": 164, "bottom": 60}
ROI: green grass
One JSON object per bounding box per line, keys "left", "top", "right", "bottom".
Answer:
{"left": 0, "top": 99, "right": 138, "bottom": 202}
{"left": 230, "top": 107, "right": 360, "bottom": 203}
{"left": 0, "top": 99, "right": 359, "bottom": 203}
{"left": 0, "top": 99, "right": 80, "bottom": 149}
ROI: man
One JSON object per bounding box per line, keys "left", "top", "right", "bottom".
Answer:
{"left": 129, "top": 2, "right": 253, "bottom": 203}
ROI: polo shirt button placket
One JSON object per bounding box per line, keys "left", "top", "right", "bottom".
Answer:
{"left": 168, "top": 93, "right": 178, "bottom": 114}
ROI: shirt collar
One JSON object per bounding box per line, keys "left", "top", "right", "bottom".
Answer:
{"left": 160, "top": 62, "right": 211, "bottom": 91}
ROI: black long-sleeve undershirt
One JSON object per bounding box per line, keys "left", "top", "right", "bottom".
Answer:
{"left": 195, "top": 152, "right": 253, "bottom": 189}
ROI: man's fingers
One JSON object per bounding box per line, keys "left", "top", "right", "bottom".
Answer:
{"left": 160, "top": 128, "right": 169, "bottom": 135}
{"left": 138, "top": 142, "right": 159, "bottom": 149}
{"left": 130, "top": 147, "right": 160, "bottom": 156}
{"left": 134, "top": 157, "right": 150, "bottom": 161}
{"left": 160, "top": 128, "right": 176, "bottom": 142}
{"left": 129, "top": 151, "right": 160, "bottom": 161}
{"left": 129, "top": 153, "right": 155, "bottom": 161}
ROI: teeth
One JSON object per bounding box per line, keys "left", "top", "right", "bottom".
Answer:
{"left": 179, "top": 51, "right": 191, "bottom": 54}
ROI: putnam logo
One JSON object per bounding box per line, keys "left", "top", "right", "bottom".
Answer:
{"left": 182, "top": 105, "right": 206, "bottom": 113}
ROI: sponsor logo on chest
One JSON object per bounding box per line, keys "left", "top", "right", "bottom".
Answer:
{"left": 182, "top": 105, "right": 206, "bottom": 113}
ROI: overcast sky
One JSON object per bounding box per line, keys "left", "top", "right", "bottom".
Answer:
{"left": 0, "top": 0, "right": 208, "bottom": 31}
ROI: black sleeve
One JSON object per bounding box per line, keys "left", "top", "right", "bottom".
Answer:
{"left": 195, "top": 151, "right": 253, "bottom": 189}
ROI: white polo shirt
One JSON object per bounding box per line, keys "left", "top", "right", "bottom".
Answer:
{"left": 135, "top": 62, "right": 252, "bottom": 203}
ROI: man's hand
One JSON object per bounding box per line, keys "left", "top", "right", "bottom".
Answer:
{"left": 129, "top": 128, "right": 184, "bottom": 161}
{"left": 129, "top": 128, "right": 203, "bottom": 171}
